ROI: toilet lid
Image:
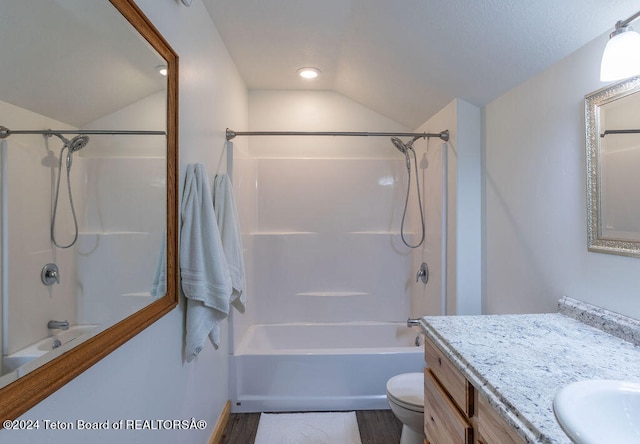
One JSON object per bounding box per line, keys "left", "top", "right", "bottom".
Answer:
{"left": 386, "top": 372, "right": 424, "bottom": 410}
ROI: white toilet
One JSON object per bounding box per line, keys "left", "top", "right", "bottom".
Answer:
{"left": 386, "top": 372, "right": 425, "bottom": 444}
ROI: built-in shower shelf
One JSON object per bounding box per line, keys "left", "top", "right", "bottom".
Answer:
{"left": 251, "top": 231, "right": 318, "bottom": 235}
{"left": 121, "top": 292, "right": 152, "bottom": 298}
{"left": 296, "top": 291, "right": 368, "bottom": 297}
{"left": 252, "top": 231, "right": 412, "bottom": 235}
{"left": 78, "top": 231, "right": 152, "bottom": 235}
{"left": 348, "top": 231, "right": 410, "bottom": 235}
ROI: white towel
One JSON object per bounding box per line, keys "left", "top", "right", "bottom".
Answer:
{"left": 181, "top": 163, "right": 232, "bottom": 361}
{"left": 213, "top": 174, "right": 247, "bottom": 313}
{"left": 150, "top": 232, "right": 166, "bottom": 299}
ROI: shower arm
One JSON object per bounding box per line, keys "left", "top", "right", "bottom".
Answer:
{"left": 225, "top": 128, "right": 449, "bottom": 142}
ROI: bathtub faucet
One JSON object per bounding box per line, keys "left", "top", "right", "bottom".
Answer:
{"left": 407, "top": 318, "right": 421, "bottom": 328}
{"left": 48, "top": 320, "right": 69, "bottom": 331}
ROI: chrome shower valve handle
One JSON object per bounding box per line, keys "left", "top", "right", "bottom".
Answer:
{"left": 41, "top": 263, "right": 60, "bottom": 285}
{"left": 416, "top": 262, "right": 428, "bottom": 284}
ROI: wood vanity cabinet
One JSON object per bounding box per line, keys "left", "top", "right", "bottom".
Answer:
{"left": 475, "top": 394, "right": 526, "bottom": 444}
{"left": 423, "top": 335, "right": 474, "bottom": 443}
{"left": 423, "top": 336, "right": 526, "bottom": 444}
{"left": 424, "top": 369, "right": 473, "bottom": 443}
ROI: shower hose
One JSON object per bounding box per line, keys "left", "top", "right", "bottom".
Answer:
{"left": 51, "top": 143, "right": 79, "bottom": 249}
{"left": 400, "top": 148, "right": 425, "bottom": 249}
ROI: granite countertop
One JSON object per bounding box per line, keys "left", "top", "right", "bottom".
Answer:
{"left": 419, "top": 296, "right": 640, "bottom": 444}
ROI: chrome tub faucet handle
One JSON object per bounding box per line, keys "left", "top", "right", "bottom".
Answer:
{"left": 407, "top": 318, "right": 421, "bottom": 328}
{"left": 47, "top": 320, "right": 69, "bottom": 330}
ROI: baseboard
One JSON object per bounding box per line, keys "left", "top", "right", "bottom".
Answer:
{"left": 208, "top": 400, "right": 231, "bottom": 444}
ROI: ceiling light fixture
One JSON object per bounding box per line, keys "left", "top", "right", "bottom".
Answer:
{"left": 601, "top": 10, "right": 640, "bottom": 81}
{"left": 297, "top": 67, "right": 320, "bottom": 79}
{"left": 156, "top": 65, "right": 168, "bottom": 76}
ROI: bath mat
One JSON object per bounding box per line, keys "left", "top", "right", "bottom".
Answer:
{"left": 254, "top": 412, "right": 362, "bottom": 444}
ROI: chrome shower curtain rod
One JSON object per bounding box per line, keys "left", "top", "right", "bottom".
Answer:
{"left": 0, "top": 126, "right": 166, "bottom": 139}
{"left": 600, "top": 129, "right": 640, "bottom": 137}
{"left": 226, "top": 128, "right": 449, "bottom": 142}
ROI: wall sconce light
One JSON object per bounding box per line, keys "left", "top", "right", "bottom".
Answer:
{"left": 601, "top": 10, "right": 640, "bottom": 81}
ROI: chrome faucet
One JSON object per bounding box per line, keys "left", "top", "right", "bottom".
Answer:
{"left": 407, "top": 318, "right": 421, "bottom": 328}
{"left": 47, "top": 320, "right": 69, "bottom": 330}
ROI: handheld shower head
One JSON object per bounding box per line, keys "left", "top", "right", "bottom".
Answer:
{"left": 391, "top": 136, "right": 420, "bottom": 171}
{"left": 390, "top": 136, "right": 421, "bottom": 153}
{"left": 51, "top": 133, "right": 90, "bottom": 153}
{"left": 55, "top": 135, "right": 89, "bottom": 169}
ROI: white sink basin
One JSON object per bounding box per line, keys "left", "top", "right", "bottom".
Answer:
{"left": 553, "top": 379, "right": 640, "bottom": 444}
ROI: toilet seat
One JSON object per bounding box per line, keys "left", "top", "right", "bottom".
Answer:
{"left": 386, "top": 372, "right": 424, "bottom": 413}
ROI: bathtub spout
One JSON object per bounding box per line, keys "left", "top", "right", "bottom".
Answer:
{"left": 407, "top": 318, "right": 421, "bottom": 328}
{"left": 47, "top": 320, "right": 69, "bottom": 330}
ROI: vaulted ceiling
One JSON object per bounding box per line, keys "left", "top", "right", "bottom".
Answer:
{"left": 204, "top": 0, "right": 640, "bottom": 128}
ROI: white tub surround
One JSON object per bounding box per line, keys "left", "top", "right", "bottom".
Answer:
{"left": 420, "top": 297, "right": 640, "bottom": 443}
{"left": 231, "top": 322, "right": 424, "bottom": 413}
{"left": 2, "top": 324, "right": 97, "bottom": 376}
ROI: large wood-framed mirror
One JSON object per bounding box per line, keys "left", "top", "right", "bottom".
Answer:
{"left": 586, "top": 76, "right": 640, "bottom": 257}
{"left": 0, "top": 0, "right": 178, "bottom": 421}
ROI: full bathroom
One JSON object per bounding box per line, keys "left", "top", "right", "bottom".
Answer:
{"left": 1, "top": 1, "right": 640, "bottom": 444}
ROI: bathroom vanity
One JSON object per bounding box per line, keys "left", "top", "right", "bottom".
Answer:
{"left": 420, "top": 297, "right": 640, "bottom": 443}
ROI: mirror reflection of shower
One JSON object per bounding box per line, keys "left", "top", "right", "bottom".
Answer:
{"left": 50, "top": 133, "right": 90, "bottom": 249}
{"left": 391, "top": 136, "right": 425, "bottom": 248}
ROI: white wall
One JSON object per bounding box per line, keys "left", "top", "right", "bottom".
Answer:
{"left": 484, "top": 31, "right": 640, "bottom": 318}
{"left": 3, "top": 1, "right": 248, "bottom": 443}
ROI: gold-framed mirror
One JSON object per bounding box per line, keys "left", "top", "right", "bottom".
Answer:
{"left": 0, "top": 0, "right": 178, "bottom": 421}
{"left": 586, "top": 76, "right": 640, "bottom": 257}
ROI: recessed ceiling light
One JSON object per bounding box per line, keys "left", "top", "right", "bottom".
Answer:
{"left": 297, "top": 67, "right": 320, "bottom": 79}
{"left": 156, "top": 65, "right": 168, "bottom": 76}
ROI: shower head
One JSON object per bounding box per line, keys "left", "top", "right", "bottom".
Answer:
{"left": 390, "top": 136, "right": 421, "bottom": 154}
{"left": 68, "top": 135, "right": 89, "bottom": 153}
{"left": 54, "top": 134, "right": 89, "bottom": 169}
{"left": 390, "top": 137, "right": 408, "bottom": 154}
{"left": 51, "top": 133, "right": 90, "bottom": 153}
{"left": 391, "top": 137, "right": 415, "bottom": 171}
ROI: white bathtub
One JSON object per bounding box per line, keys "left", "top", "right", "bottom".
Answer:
{"left": 231, "top": 322, "right": 425, "bottom": 413}
{"left": 2, "top": 324, "right": 97, "bottom": 375}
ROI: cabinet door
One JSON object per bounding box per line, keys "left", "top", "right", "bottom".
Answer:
{"left": 424, "top": 369, "right": 473, "bottom": 444}
{"left": 476, "top": 393, "right": 526, "bottom": 444}
{"left": 424, "top": 335, "right": 474, "bottom": 417}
